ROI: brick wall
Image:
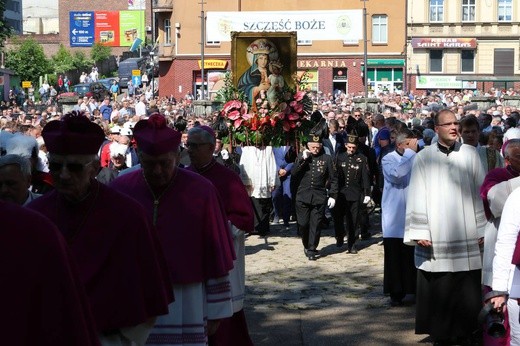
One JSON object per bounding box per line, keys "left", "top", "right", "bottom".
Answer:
{"left": 5, "top": 34, "right": 61, "bottom": 57}
{"left": 163, "top": 56, "right": 377, "bottom": 100}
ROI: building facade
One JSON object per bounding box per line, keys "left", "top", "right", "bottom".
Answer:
{"left": 407, "top": 0, "right": 520, "bottom": 92}
{"left": 5, "top": 0, "right": 23, "bottom": 34}
{"left": 154, "top": 0, "right": 406, "bottom": 100}
{"left": 23, "top": 0, "right": 59, "bottom": 35}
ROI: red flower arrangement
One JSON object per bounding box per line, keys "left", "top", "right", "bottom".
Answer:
{"left": 217, "top": 73, "right": 313, "bottom": 146}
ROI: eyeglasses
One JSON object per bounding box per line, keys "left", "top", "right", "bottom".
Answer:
{"left": 186, "top": 142, "right": 209, "bottom": 149}
{"left": 437, "top": 121, "right": 460, "bottom": 127}
{"left": 48, "top": 161, "right": 91, "bottom": 173}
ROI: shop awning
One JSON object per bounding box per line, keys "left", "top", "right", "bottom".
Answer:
{"left": 367, "top": 59, "right": 405, "bottom": 66}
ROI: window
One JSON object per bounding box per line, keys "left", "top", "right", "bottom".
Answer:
{"left": 164, "top": 19, "right": 171, "bottom": 45}
{"left": 297, "top": 40, "right": 312, "bottom": 46}
{"left": 461, "top": 50, "right": 475, "bottom": 73}
{"left": 6, "top": 1, "right": 20, "bottom": 12}
{"left": 462, "top": 0, "right": 475, "bottom": 22}
{"left": 372, "top": 15, "right": 388, "bottom": 44}
{"left": 429, "top": 50, "right": 443, "bottom": 72}
{"left": 430, "top": 0, "right": 444, "bottom": 22}
{"left": 494, "top": 49, "right": 514, "bottom": 76}
{"left": 498, "top": 0, "right": 512, "bottom": 21}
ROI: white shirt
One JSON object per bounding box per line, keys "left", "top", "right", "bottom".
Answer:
{"left": 492, "top": 187, "right": 520, "bottom": 293}
{"left": 135, "top": 101, "right": 146, "bottom": 117}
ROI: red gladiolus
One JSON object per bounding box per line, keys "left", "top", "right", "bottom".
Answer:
{"left": 260, "top": 115, "right": 270, "bottom": 126}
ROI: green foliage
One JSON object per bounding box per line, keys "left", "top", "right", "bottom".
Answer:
{"left": 47, "top": 74, "right": 57, "bottom": 86}
{"left": 214, "top": 72, "right": 245, "bottom": 103}
{"left": 91, "top": 42, "right": 111, "bottom": 63}
{"left": 72, "top": 50, "right": 93, "bottom": 72}
{"left": 50, "top": 45, "right": 92, "bottom": 81}
{"left": 0, "top": 2, "right": 13, "bottom": 47}
{"left": 4, "top": 38, "right": 51, "bottom": 84}
{"left": 51, "top": 44, "right": 75, "bottom": 74}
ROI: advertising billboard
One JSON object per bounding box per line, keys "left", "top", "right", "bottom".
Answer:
{"left": 95, "top": 11, "right": 120, "bottom": 47}
{"left": 70, "top": 10, "right": 144, "bottom": 47}
{"left": 119, "top": 11, "right": 145, "bottom": 47}
{"left": 70, "top": 11, "right": 95, "bottom": 47}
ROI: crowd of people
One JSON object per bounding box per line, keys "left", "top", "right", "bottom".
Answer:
{"left": 2, "top": 86, "right": 520, "bottom": 345}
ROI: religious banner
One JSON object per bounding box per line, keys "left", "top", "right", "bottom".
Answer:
{"left": 216, "top": 31, "right": 314, "bottom": 147}
{"left": 207, "top": 10, "right": 362, "bottom": 42}
{"left": 232, "top": 31, "right": 297, "bottom": 110}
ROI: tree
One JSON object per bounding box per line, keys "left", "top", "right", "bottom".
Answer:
{"left": 72, "top": 50, "right": 93, "bottom": 72}
{"left": 0, "top": 1, "right": 13, "bottom": 47}
{"left": 51, "top": 44, "right": 75, "bottom": 74}
{"left": 91, "top": 42, "right": 111, "bottom": 63}
{"left": 4, "top": 38, "right": 51, "bottom": 83}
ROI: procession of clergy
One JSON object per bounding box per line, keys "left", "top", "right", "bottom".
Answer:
{"left": 3, "top": 107, "right": 520, "bottom": 345}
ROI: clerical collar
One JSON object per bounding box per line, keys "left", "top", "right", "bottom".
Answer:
{"left": 437, "top": 142, "right": 456, "bottom": 156}
{"left": 196, "top": 159, "right": 217, "bottom": 174}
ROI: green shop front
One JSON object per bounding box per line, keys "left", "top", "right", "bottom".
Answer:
{"left": 366, "top": 59, "right": 404, "bottom": 94}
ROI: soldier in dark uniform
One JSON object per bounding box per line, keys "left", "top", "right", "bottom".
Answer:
{"left": 333, "top": 132, "right": 371, "bottom": 254}
{"left": 354, "top": 121, "right": 378, "bottom": 240}
{"left": 291, "top": 131, "right": 338, "bottom": 261}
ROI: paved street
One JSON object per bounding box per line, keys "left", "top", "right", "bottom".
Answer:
{"left": 243, "top": 215, "right": 427, "bottom": 345}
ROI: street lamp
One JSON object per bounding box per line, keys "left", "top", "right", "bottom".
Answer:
{"left": 199, "top": 0, "right": 207, "bottom": 100}
{"left": 361, "top": 0, "right": 368, "bottom": 105}
{"left": 150, "top": 0, "right": 155, "bottom": 97}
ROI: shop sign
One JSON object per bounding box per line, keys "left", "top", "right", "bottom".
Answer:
{"left": 367, "top": 59, "right": 405, "bottom": 66}
{"left": 411, "top": 38, "right": 477, "bottom": 49}
{"left": 207, "top": 10, "right": 362, "bottom": 42}
{"left": 416, "top": 76, "right": 477, "bottom": 89}
{"left": 297, "top": 60, "right": 348, "bottom": 68}
{"left": 197, "top": 60, "right": 228, "bottom": 69}
{"left": 333, "top": 68, "right": 348, "bottom": 80}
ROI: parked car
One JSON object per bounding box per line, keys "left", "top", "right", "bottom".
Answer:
{"left": 70, "top": 83, "right": 92, "bottom": 98}
{"left": 98, "top": 78, "right": 118, "bottom": 91}
{"left": 70, "top": 82, "right": 110, "bottom": 101}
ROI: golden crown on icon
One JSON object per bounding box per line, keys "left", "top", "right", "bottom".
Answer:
{"left": 247, "top": 40, "right": 276, "bottom": 55}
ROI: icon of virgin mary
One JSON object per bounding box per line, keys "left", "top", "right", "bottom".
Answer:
{"left": 237, "top": 38, "right": 279, "bottom": 109}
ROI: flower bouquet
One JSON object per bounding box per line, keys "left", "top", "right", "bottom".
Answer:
{"left": 216, "top": 72, "right": 314, "bottom": 148}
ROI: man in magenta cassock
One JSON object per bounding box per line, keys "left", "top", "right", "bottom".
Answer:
{"left": 28, "top": 112, "right": 173, "bottom": 345}
{"left": 187, "top": 125, "right": 254, "bottom": 346}
{"left": 110, "top": 113, "right": 236, "bottom": 346}
{"left": 0, "top": 201, "right": 100, "bottom": 346}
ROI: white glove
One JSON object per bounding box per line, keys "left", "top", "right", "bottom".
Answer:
{"left": 327, "top": 197, "right": 336, "bottom": 209}
{"left": 302, "top": 149, "right": 311, "bottom": 159}
{"left": 221, "top": 149, "right": 229, "bottom": 160}
{"left": 363, "top": 196, "right": 371, "bottom": 204}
